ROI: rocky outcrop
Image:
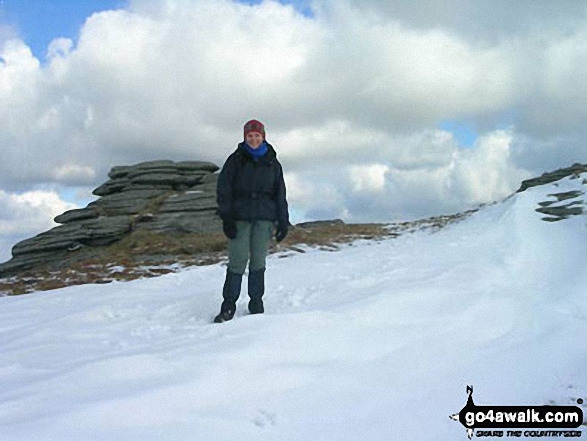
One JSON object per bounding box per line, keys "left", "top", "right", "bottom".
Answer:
{"left": 535, "top": 189, "right": 585, "bottom": 222}
{"left": 516, "top": 162, "right": 587, "bottom": 222}
{"left": 0, "top": 160, "right": 222, "bottom": 275}
{"left": 517, "top": 163, "right": 587, "bottom": 192}
{"left": 2, "top": 161, "right": 587, "bottom": 290}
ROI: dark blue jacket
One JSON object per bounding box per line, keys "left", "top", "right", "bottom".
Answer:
{"left": 217, "top": 142, "right": 289, "bottom": 225}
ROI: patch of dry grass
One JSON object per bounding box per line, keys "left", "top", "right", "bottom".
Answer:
{"left": 277, "top": 223, "right": 391, "bottom": 247}
{"left": 0, "top": 209, "right": 478, "bottom": 296}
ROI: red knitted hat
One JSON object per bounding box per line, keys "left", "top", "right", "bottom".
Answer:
{"left": 244, "top": 119, "right": 266, "bottom": 139}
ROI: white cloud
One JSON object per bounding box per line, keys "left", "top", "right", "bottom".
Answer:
{"left": 350, "top": 164, "right": 388, "bottom": 193}
{"left": 0, "top": 189, "right": 77, "bottom": 262}
{"left": 447, "top": 130, "right": 528, "bottom": 204}
{"left": 46, "top": 37, "right": 74, "bottom": 60}
{"left": 335, "top": 0, "right": 587, "bottom": 40}
{"left": 286, "top": 129, "right": 532, "bottom": 222}
{"left": 0, "top": 0, "right": 586, "bottom": 233}
{"left": 52, "top": 165, "right": 97, "bottom": 184}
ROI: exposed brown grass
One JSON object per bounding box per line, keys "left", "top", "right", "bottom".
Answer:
{"left": 108, "top": 229, "right": 228, "bottom": 256}
{"left": 276, "top": 223, "right": 391, "bottom": 248}
{"left": 0, "top": 209, "right": 478, "bottom": 296}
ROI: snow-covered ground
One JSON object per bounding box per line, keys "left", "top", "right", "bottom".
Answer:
{"left": 1, "top": 176, "right": 586, "bottom": 441}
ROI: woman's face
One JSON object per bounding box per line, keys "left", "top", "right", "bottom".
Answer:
{"left": 246, "top": 131, "right": 264, "bottom": 149}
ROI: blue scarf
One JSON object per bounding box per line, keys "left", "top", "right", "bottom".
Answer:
{"left": 244, "top": 141, "right": 268, "bottom": 161}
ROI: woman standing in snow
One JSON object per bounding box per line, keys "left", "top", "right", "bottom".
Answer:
{"left": 214, "top": 120, "right": 289, "bottom": 323}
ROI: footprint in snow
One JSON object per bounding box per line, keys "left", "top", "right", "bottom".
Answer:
{"left": 253, "top": 409, "right": 277, "bottom": 427}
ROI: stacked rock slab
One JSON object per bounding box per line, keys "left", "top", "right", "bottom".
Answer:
{"left": 0, "top": 160, "right": 223, "bottom": 275}
{"left": 517, "top": 163, "right": 587, "bottom": 192}
{"left": 516, "top": 162, "right": 587, "bottom": 222}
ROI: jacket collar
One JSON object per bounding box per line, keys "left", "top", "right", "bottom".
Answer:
{"left": 237, "top": 141, "right": 276, "bottom": 164}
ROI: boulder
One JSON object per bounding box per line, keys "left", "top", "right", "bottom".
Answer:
{"left": 296, "top": 219, "right": 344, "bottom": 228}
{"left": 517, "top": 163, "right": 587, "bottom": 192}
{"left": 134, "top": 212, "right": 222, "bottom": 234}
{"left": 12, "top": 216, "right": 132, "bottom": 256}
{"left": 92, "top": 177, "right": 131, "bottom": 196}
{"left": 54, "top": 207, "right": 99, "bottom": 224}
{"left": 159, "top": 192, "right": 218, "bottom": 213}
{"left": 93, "top": 189, "right": 168, "bottom": 216}
{"left": 128, "top": 172, "right": 206, "bottom": 187}
{"left": 0, "top": 160, "right": 223, "bottom": 276}
{"left": 108, "top": 165, "right": 133, "bottom": 179}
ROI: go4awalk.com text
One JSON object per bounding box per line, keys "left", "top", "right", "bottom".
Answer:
{"left": 450, "top": 386, "right": 584, "bottom": 439}
{"left": 476, "top": 430, "right": 581, "bottom": 437}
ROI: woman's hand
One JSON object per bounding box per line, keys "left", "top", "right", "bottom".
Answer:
{"left": 223, "top": 218, "right": 237, "bottom": 239}
{"left": 275, "top": 222, "right": 288, "bottom": 242}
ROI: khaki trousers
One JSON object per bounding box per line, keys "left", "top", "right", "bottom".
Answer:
{"left": 228, "top": 220, "right": 273, "bottom": 275}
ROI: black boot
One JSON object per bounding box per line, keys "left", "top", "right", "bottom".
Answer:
{"left": 248, "top": 268, "right": 265, "bottom": 314}
{"left": 214, "top": 269, "right": 243, "bottom": 323}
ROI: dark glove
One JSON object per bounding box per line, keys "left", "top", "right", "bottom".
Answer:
{"left": 275, "top": 222, "right": 288, "bottom": 243}
{"left": 222, "top": 218, "right": 237, "bottom": 239}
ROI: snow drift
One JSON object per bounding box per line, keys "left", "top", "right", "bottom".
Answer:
{"left": 0, "top": 174, "right": 586, "bottom": 441}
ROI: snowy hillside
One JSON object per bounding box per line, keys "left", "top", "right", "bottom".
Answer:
{"left": 1, "top": 175, "right": 586, "bottom": 441}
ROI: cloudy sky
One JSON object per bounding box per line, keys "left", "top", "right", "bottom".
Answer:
{"left": 1, "top": 0, "right": 587, "bottom": 262}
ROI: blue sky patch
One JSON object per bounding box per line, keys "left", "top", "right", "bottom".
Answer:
{"left": 494, "top": 108, "right": 519, "bottom": 131}
{"left": 1, "top": 0, "right": 314, "bottom": 61}
{"left": 0, "top": 0, "right": 127, "bottom": 60}
{"left": 237, "top": 0, "right": 314, "bottom": 17}
{"left": 58, "top": 186, "right": 97, "bottom": 208}
{"left": 438, "top": 120, "right": 478, "bottom": 148}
